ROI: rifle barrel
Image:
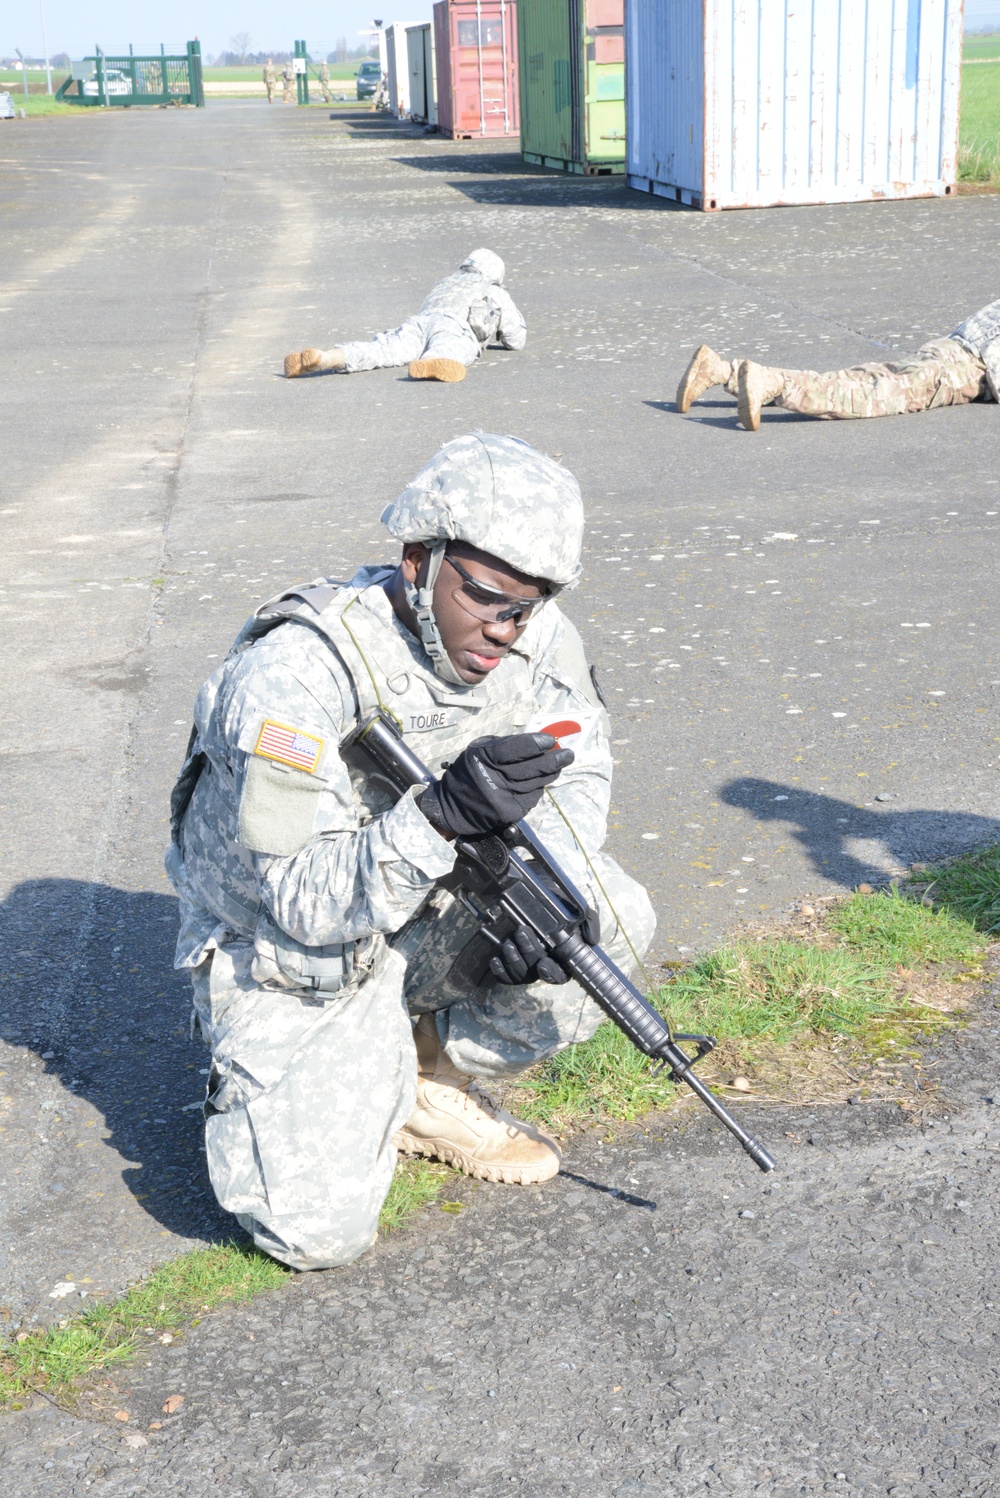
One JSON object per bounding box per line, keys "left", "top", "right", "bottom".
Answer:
{"left": 555, "top": 931, "right": 775, "bottom": 1173}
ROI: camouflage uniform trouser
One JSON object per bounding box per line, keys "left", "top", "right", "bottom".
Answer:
{"left": 758, "top": 337, "right": 988, "bottom": 420}
{"left": 192, "top": 853, "right": 654, "bottom": 1271}
{"left": 265, "top": 83, "right": 275, "bottom": 103}
{"left": 340, "top": 311, "right": 481, "bottom": 374}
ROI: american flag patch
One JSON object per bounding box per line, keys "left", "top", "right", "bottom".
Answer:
{"left": 254, "top": 719, "right": 324, "bottom": 773}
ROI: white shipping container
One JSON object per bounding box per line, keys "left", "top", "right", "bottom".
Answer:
{"left": 406, "top": 22, "right": 438, "bottom": 124}
{"left": 626, "top": 0, "right": 964, "bottom": 210}
{"left": 385, "top": 22, "right": 419, "bottom": 116}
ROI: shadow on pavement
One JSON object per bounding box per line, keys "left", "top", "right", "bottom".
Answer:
{"left": 0, "top": 877, "right": 229, "bottom": 1243}
{"left": 719, "top": 778, "right": 1000, "bottom": 889}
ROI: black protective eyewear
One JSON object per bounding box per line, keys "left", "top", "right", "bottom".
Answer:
{"left": 444, "top": 554, "right": 550, "bottom": 625}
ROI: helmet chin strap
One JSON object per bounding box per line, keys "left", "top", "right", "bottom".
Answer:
{"left": 403, "top": 541, "right": 468, "bottom": 687}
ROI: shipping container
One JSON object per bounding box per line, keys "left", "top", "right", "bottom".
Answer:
{"left": 407, "top": 22, "right": 438, "bottom": 124}
{"left": 433, "top": 0, "right": 519, "bottom": 139}
{"left": 385, "top": 22, "right": 419, "bottom": 116}
{"left": 625, "top": 0, "right": 963, "bottom": 211}
{"left": 517, "top": 0, "right": 625, "bottom": 175}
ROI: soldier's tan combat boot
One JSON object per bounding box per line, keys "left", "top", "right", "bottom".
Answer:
{"left": 408, "top": 358, "right": 467, "bottom": 383}
{"left": 394, "top": 1014, "right": 561, "bottom": 1184}
{"left": 676, "top": 344, "right": 734, "bottom": 413}
{"left": 737, "top": 360, "right": 785, "bottom": 431}
{"left": 284, "top": 347, "right": 345, "bottom": 378}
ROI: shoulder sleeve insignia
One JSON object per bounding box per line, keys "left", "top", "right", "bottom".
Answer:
{"left": 254, "top": 719, "right": 324, "bottom": 773}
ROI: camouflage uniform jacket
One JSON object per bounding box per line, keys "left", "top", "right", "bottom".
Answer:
{"left": 167, "top": 568, "right": 609, "bottom": 991}
{"left": 419, "top": 271, "right": 527, "bottom": 351}
{"left": 951, "top": 298, "right": 1000, "bottom": 402}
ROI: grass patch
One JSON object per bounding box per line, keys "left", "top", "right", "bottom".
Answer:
{"left": 1, "top": 94, "right": 80, "bottom": 118}
{"left": 0, "top": 1156, "right": 445, "bottom": 1410}
{"left": 827, "top": 887, "right": 987, "bottom": 965}
{"left": 959, "top": 60, "right": 1000, "bottom": 184}
{"left": 0, "top": 1244, "right": 289, "bottom": 1410}
{"left": 513, "top": 996, "right": 681, "bottom": 1127}
{"left": 510, "top": 882, "right": 994, "bottom": 1129}
{"left": 379, "top": 1156, "right": 450, "bottom": 1232}
{"left": 963, "top": 32, "right": 1000, "bottom": 61}
{"left": 910, "top": 845, "right": 1000, "bottom": 934}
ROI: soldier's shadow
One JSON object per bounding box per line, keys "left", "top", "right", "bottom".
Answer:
{"left": 0, "top": 877, "right": 229, "bottom": 1242}
{"left": 642, "top": 398, "right": 815, "bottom": 428}
{"left": 719, "top": 778, "right": 1000, "bottom": 889}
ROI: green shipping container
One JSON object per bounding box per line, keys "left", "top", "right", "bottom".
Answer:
{"left": 517, "top": 0, "right": 625, "bottom": 175}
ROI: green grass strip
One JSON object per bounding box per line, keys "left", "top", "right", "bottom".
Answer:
{"left": 959, "top": 61, "right": 1000, "bottom": 184}
{"left": 827, "top": 887, "right": 986, "bottom": 965}
{"left": 3, "top": 872, "right": 993, "bottom": 1408}
{"left": 909, "top": 845, "right": 1000, "bottom": 934}
{"left": 0, "top": 1157, "right": 445, "bottom": 1409}
{"left": 516, "top": 877, "right": 990, "bottom": 1128}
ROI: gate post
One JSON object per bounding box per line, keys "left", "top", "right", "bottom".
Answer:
{"left": 186, "top": 39, "right": 205, "bottom": 106}
{"left": 295, "top": 40, "right": 310, "bottom": 105}
{"left": 95, "top": 45, "right": 107, "bottom": 107}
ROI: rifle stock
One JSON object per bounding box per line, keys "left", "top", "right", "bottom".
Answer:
{"left": 344, "top": 710, "right": 775, "bottom": 1174}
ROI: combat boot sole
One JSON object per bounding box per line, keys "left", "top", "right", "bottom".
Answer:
{"left": 408, "top": 358, "right": 467, "bottom": 383}
{"left": 676, "top": 343, "right": 732, "bottom": 413}
{"left": 284, "top": 348, "right": 323, "bottom": 378}
{"left": 394, "top": 1127, "right": 561, "bottom": 1185}
{"left": 737, "top": 359, "right": 782, "bottom": 432}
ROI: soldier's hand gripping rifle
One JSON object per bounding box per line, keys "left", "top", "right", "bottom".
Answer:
{"left": 345, "top": 710, "right": 776, "bottom": 1174}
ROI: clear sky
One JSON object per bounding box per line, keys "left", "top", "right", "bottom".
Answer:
{"left": 3, "top": 3, "right": 434, "bottom": 61}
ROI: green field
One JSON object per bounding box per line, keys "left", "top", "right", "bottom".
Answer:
{"left": 959, "top": 58, "right": 1000, "bottom": 182}
{"left": 963, "top": 31, "right": 1000, "bottom": 59}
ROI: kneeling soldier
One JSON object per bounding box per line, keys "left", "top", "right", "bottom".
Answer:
{"left": 167, "top": 434, "right": 654, "bottom": 1270}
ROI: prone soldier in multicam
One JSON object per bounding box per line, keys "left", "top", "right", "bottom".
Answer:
{"left": 676, "top": 297, "right": 1000, "bottom": 431}
{"left": 283, "top": 248, "right": 527, "bottom": 384}
{"left": 167, "top": 434, "right": 654, "bottom": 1270}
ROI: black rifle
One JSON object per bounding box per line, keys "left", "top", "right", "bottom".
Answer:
{"left": 344, "top": 710, "right": 776, "bottom": 1174}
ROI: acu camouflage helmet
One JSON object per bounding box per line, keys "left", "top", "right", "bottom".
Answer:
{"left": 381, "top": 432, "right": 585, "bottom": 686}
{"left": 459, "top": 248, "right": 506, "bottom": 286}
{"left": 381, "top": 432, "right": 584, "bottom": 588}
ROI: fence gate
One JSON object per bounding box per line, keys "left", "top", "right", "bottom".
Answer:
{"left": 57, "top": 41, "right": 205, "bottom": 106}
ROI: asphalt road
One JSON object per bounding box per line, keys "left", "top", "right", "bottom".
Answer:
{"left": 1, "top": 102, "right": 999, "bottom": 1495}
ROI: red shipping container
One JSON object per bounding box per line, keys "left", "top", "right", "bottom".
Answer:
{"left": 433, "top": 0, "right": 519, "bottom": 139}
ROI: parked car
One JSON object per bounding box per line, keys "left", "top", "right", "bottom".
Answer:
{"left": 0, "top": 91, "right": 15, "bottom": 119}
{"left": 356, "top": 61, "right": 381, "bottom": 99}
{"left": 81, "top": 68, "right": 132, "bottom": 97}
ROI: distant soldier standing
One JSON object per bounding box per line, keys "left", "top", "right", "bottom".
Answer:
{"left": 676, "top": 297, "right": 1000, "bottom": 431}
{"left": 262, "top": 58, "right": 277, "bottom": 104}
{"left": 282, "top": 63, "right": 296, "bottom": 104}
{"left": 318, "top": 60, "right": 333, "bottom": 104}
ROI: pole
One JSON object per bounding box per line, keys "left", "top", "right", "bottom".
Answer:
{"left": 39, "top": 0, "right": 52, "bottom": 93}
{"left": 15, "top": 50, "right": 30, "bottom": 101}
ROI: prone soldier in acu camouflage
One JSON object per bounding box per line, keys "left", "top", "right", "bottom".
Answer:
{"left": 676, "top": 297, "right": 1000, "bottom": 431}
{"left": 283, "top": 249, "right": 526, "bottom": 384}
{"left": 167, "top": 434, "right": 655, "bottom": 1270}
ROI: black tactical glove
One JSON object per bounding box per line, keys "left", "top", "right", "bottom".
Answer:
{"left": 489, "top": 924, "right": 570, "bottom": 987}
{"left": 419, "top": 733, "right": 574, "bottom": 839}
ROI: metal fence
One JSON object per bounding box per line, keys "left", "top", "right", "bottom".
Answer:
{"left": 57, "top": 41, "right": 205, "bottom": 107}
